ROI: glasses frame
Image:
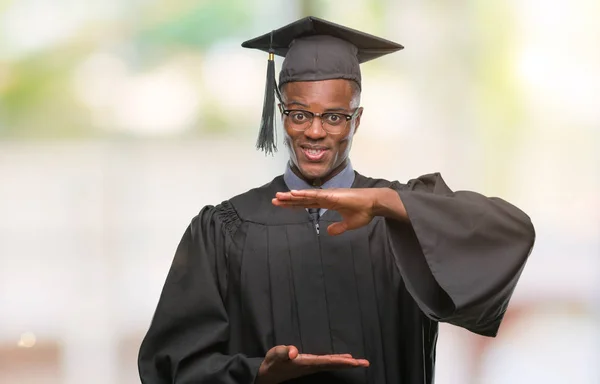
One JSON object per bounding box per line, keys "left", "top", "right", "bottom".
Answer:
{"left": 279, "top": 105, "right": 361, "bottom": 134}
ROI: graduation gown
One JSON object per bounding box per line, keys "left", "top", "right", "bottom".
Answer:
{"left": 138, "top": 172, "right": 535, "bottom": 384}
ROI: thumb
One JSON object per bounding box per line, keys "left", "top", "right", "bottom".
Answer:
{"left": 274, "top": 345, "right": 300, "bottom": 361}
{"left": 287, "top": 345, "right": 299, "bottom": 360}
{"left": 327, "top": 221, "right": 348, "bottom": 236}
{"left": 268, "top": 345, "right": 292, "bottom": 363}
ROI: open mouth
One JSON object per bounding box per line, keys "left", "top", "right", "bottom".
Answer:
{"left": 300, "top": 146, "right": 328, "bottom": 161}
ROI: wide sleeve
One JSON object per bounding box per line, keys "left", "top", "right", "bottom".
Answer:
{"left": 138, "top": 204, "right": 263, "bottom": 383}
{"left": 386, "top": 173, "right": 535, "bottom": 337}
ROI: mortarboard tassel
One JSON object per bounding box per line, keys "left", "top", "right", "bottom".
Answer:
{"left": 256, "top": 33, "right": 278, "bottom": 155}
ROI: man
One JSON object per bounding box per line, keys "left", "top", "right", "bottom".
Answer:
{"left": 138, "top": 16, "right": 535, "bottom": 384}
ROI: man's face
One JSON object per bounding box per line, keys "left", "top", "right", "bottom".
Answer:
{"left": 280, "top": 79, "right": 362, "bottom": 181}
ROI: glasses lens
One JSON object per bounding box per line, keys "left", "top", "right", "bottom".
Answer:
{"left": 288, "top": 111, "right": 312, "bottom": 131}
{"left": 322, "top": 113, "right": 345, "bottom": 126}
{"left": 321, "top": 113, "right": 347, "bottom": 134}
{"left": 285, "top": 110, "right": 353, "bottom": 134}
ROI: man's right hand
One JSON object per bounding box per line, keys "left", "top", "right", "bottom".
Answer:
{"left": 255, "top": 345, "right": 370, "bottom": 384}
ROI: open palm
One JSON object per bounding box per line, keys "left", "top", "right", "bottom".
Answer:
{"left": 256, "top": 345, "right": 369, "bottom": 384}
{"left": 272, "top": 188, "right": 379, "bottom": 235}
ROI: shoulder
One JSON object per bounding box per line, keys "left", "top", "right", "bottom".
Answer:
{"left": 227, "top": 175, "right": 285, "bottom": 220}
{"left": 354, "top": 172, "right": 398, "bottom": 188}
{"left": 188, "top": 176, "right": 283, "bottom": 237}
{"left": 206, "top": 175, "right": 287, "bottom": 227}
{"left": 355, "top": 171, "right": 451, "bottom": 193}
{"left": 188, "top": 203, "right": 239, "bottom": 240}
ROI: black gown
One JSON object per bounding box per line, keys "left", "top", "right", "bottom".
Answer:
{"left": 138, "top": 172, "right": 535, "bottom": 384}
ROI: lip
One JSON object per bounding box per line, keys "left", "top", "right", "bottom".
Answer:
{"left": 300, "top": 146, "right": 329, "bottom": 162}
{"left": 300, "top": 144, "right": 329, "bottom": 150}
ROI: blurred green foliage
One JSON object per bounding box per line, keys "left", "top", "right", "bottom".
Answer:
{"left": 137, "top": 0, "right": 251, "bottom": 49}
{"left": 0, "top": 46, "right": 95, "bottom": 138}
{"left": 0, "top": 0, "right": 253, "bottom": 139}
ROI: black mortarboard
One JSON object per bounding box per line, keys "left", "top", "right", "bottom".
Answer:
{"left": 242, "top": 16, "right": 403, "bottom": 154}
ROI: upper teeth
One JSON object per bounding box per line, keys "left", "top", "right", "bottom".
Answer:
{"left": 307, "top": 149, "right": 322, "bottom": 154}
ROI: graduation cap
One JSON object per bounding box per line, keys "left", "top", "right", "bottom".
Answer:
{"left": 242, "top": 16, "right": 403, "bottom": 154}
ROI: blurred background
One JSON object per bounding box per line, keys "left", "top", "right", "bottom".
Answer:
{"left": 1, "top": 0, "right": 599, "bottom": 383}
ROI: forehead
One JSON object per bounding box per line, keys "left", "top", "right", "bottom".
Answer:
{"left": 282, "top": 79, "right": 355, "bottom": 105}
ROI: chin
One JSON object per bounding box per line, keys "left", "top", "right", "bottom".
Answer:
{"left": 297, "top": 162, "right": 332, "bottom": 180}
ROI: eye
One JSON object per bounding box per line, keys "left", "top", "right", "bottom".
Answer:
{"left": 290, "top": 111, "right": 309, "bottom": 123}
{"left": 323, "top": 113, "right": 344, "bottom": 125}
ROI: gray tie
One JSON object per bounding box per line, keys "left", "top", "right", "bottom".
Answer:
{"left": 308, "top": 208, "right": 320, "bottom": 234}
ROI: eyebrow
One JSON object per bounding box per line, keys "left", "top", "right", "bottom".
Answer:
{"left": 324, "top": 107, "right": 350, "bottom": 113}
{"left": 285, "top": 101, "right": 350, "bottom": 113}
{"left": 286, "top": 100, "right": 310, "bottom": 108}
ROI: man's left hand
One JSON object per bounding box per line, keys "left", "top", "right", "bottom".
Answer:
{"left": 272, "top": 188, "right": 406, "bottom": 236}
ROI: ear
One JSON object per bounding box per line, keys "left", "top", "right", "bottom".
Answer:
{"left": 353, "top": 107, "right": 364, "bottom": 134}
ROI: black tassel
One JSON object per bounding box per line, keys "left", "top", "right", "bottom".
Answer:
{"left": 256, "top": 51, "right": 278, "bottom": 155}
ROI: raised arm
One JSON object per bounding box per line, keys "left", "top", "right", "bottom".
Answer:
{"left": 381, "top": 173, "right": 535, "bottom": 336}
{"left": 272, "top": 172, "right": 535, "bottom": 337}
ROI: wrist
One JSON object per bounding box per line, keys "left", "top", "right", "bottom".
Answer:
{"left": 373, "top": 187, "right": 408, "bottom": 222}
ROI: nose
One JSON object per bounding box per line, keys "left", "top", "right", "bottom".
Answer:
{"left": 304, "top": 117, "right": 327, "bottom": 140}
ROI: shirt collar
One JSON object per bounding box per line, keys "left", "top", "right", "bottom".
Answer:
{"left": 283, "top": 160, "right": 355, "bottom": 191}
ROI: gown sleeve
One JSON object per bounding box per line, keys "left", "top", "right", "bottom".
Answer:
{"left": 386, "top": 173, "right": 535, "bottom": 337}
{"left": 138, "top": 204, "right": 263, "bottom": 383}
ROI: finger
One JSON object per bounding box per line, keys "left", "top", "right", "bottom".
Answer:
{"left": 291, "top": 189, "right": 342, "bottom": 206}
{"left": 299, "top": 353, "right": 353, "bottom": 359}
{"left": 274, "top": 192, "right": 294, "bottom": 200}
{"left": 310, "top": 359, "right": 370, "bottom": 369}
{"left": 275, "top": 190, "right": 323, "bottom": 200}
{"left": 270, "top": 345, "right": 291, "bottom": 362}
{"left": 295, "top": 354, "right": 362, "bottom": 366}
{"left": 355, "top": 359, "right": 370, "bottom": 367}
{"left": 272, "top": 198, "right": 288, "bottom": 206}
{"left": 273, "top": 200, "right": 322, "bottom": 208}
{"left": 289, "top": 189, "right": 322, "bottom": 198}
{"left": 288, "top": 345, "right": 299, "bottom": 360}
{"left": 276, "top": 194, "right": 320, "bottom": 203}
{"left": 328, "top": 357, "right": 369, "bottom": 368}
{"left": 320, "top": 361, "right": 370, "bottom": 369}
{"left": 283, "top": 190, "right": 336, "bottom": 204}
{"left": 274, "top": 196, "right": 334, "bottom": 207}
{"left": 272, "top": 197, "right": 317, "bottom": 204}
{"left": 327, "top": 222, "right": 348, "bottom": 236}
{"left": 272, "top": 198, "right": 323, "bottom": 207}
{"left": 272, "top": 199, "right": 316, "bottom": 208}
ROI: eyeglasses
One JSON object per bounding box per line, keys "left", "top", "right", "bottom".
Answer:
{"left": 279, "top": 106, "right": 360, "bottom": 134}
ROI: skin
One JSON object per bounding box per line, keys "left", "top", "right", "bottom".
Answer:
{"left": 259, "top": 79, "right": 409, "bottom": 383}
{"left": 272, "top": 187, "right": 408, "bottom": 236}
{"left": 255, "top": 345, "right": 369, "bottom": 384}
{"left": 281, "top": 79, "right": 362, "bottom": 184}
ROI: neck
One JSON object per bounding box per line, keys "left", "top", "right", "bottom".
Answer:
{"left": 291, "top": 159, "right": 348, "bottom": 187}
